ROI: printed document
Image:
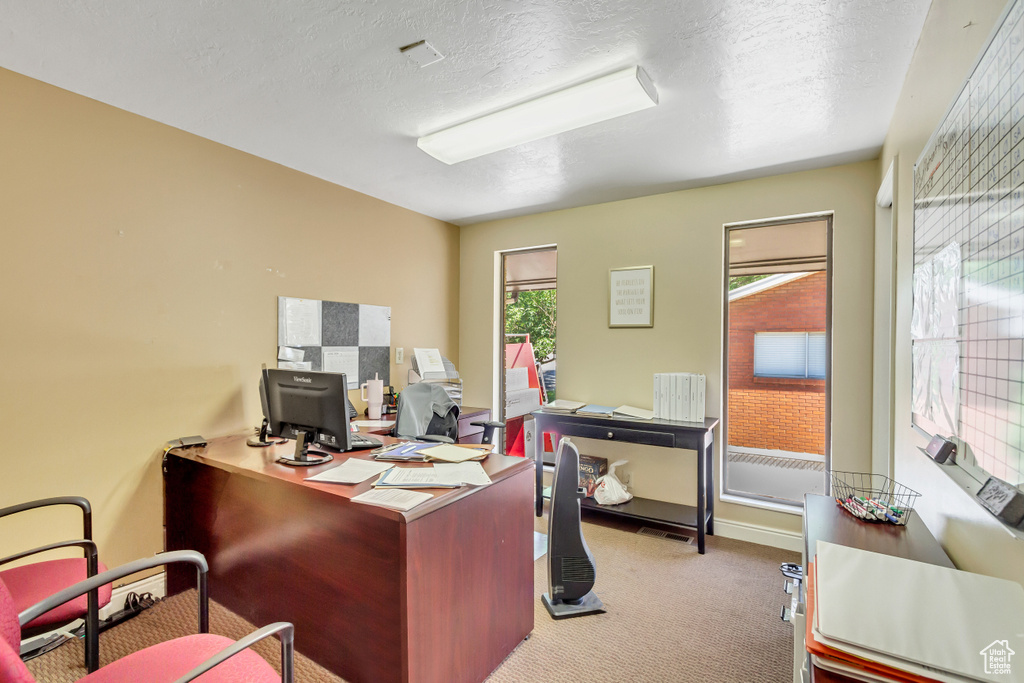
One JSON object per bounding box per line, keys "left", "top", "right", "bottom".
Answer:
{"left": 305, "top": 458, "right": 393, "bottom": 484}
{"left": 434, "top": 462, "right": 492, "bottom": 486}
{"left": 375, "top": 467, "right": 455, "bottom": 488}
{"left": 351, "top": 488, "right": 433, "bottom": 511}
{"left": 413, "top": 348, "right": 446, "bottom": 375}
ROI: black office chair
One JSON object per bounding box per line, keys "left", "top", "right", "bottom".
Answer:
{"left": 393, "top": 383, "right": 460, "bottom": 444}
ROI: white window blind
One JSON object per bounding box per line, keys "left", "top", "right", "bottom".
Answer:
{"left": 754, "top": 332, "right": 826, "bottom": 379}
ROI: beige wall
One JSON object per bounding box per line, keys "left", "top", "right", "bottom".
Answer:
{"left": 460, "top": 160, "right": 878, "bottom": 541}
{"left": 0, "top": 68, "right": 459, "bottom": 572}
{"left": 880, "top": 0, "right": 1024, "bottom": 584}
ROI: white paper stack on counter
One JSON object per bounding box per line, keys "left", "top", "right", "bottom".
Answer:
{"left": 809, "top": 541, "right": 1024, "bottom": 682}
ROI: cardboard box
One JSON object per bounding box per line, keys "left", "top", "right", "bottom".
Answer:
{"left": 578, "top": 455, "right": 608, "bottom": 498}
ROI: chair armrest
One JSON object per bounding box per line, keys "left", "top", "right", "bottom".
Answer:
{"left": 0, "top": 496, "right": 93, "bottom": 542}
{"left": 0, "top": 539, "right": 98, "bottom": 568}
{"left": 171, "top": 622, "right": 295, "bottom": 683}
{"left": 19, "top": 550, "right": 210, "bottom": 633}
{"left": 470, "top": 420, "right": 506, "bottom": 428}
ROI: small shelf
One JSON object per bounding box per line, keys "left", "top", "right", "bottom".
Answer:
{"left": 580, "top": 496, "right": 708, "bottom": 531}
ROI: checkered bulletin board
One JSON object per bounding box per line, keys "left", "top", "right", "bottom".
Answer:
{"left": 912, "top": 0, "right": 1024, "bottom": 488}
{"left": 277, "top": 296, "right": 390, "bottom": 390}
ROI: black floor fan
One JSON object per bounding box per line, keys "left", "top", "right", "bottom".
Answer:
{"left": 542, "top": 437, "right": 605, "bottom": 619}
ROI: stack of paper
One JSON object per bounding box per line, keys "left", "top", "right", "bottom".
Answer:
{"left": 372, "top": 442, "right": 492, "bottom": 462}
{"left": 809, "top": 541, "right": 1024, "bottom": 682}
{"left": 576, "top": 404, "right": 615, "bottom": 416}
{"left": 418, "top": 443, "right": 491, "bottom": 463}
{"left": 374, "top": 462, "right": 492, "bottom": 489}
{"left": 352, "top": 488, "right": 433, "bottom": 511}
{"left": 305, "top": 458, "right": 393, "bottom": 484}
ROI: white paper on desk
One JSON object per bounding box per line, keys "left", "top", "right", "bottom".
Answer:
{"left": 376, "top": 467, "right": 445, "bottom": 487}
{"left": 352, "top": 488, "right": 432, "bottom": 512}
{"left": 413, "top": 348, "right": 445, "bottom": 375}
{"left": 281, "top": 297, "right": 321, "bottom": 347}
{"left": 305, "top": 458, "right": 392, "bottom": 484}
{"left": 278, "top": 346, "right": 305, "bottom": 362}
{"left": 278, "top": 361, "right": 312, "bottom": 371}
{"left": 815, "top": 540, "right": 1024, "bottom": 682}
{"left": 434, "top": 462, "right": 491, "bottom": 486}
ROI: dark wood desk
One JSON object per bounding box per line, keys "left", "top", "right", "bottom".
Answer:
{"left": 163, "top": 433, "right": 533, "bottom": 683}
{"left": 531, "top": 410, "right": 718, "bottom": 554}
{"left": 800, "top": 494, "right": 953, "bottom": 682}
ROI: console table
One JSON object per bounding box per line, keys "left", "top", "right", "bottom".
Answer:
{"left": 531, "top": 410, "right": 718, "bottom": 554}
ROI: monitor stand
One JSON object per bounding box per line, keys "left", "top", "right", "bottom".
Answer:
{"left": 246, "top": 418, "right": 286, "bottom": 448}
{"left": 277, "top": 430, "right": 333, "bottom": 467}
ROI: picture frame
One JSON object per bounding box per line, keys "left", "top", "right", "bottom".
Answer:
{"left": 609, "top": 266, "right": 654, "bottom": 328}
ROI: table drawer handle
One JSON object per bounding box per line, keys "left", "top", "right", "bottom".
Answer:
{"left": 606, "top": 431, "right": 614, "bottom": 439}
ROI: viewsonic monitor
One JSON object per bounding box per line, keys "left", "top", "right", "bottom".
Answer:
{"left": 542, "top": 437, "right": 605, "bottom": 619}
{"left": 264, "top": 368, "right": 354, "bottom": 466}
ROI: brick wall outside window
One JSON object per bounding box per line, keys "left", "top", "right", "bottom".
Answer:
{"left": 728, "top": 272, "right": 826, "bottom": 455}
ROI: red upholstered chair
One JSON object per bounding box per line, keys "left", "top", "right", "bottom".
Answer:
{"left": 0, "top": 550, "right": 294, "bottom": 683}
{"left": 0, "top": 497, "right": 111, "bottom": 672}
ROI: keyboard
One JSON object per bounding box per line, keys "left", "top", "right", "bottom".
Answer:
{"left": 350, "top": 434, "right": 383, "bottom": 450}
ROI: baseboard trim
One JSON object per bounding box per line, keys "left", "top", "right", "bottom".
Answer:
{"left": 99, "top": 572, "right": 167, "bottom": 620}
{"left": 714, "top": 518, "right": 803, "bottom": 552}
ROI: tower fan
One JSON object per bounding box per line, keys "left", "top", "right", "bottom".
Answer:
{"left": 542, "top": 437, "right": 605, "bottom": 619}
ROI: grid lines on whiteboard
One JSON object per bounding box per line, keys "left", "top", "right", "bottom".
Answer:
{"left": 913, "top": 0, "right": 1024, "bottom": 487}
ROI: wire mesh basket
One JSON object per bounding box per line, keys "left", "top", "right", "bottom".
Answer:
{"left": 830, "top": 471, "right": 921, "bottom": 525}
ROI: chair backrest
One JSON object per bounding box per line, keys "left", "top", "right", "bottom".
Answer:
{"left": 394, "top": 383, "right": 460, "bottom": 441}
{"left": 0, "top": 579, "right": 34, "bottom": 683}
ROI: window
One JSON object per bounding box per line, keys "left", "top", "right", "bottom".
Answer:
{"left": 754, "top": 332, "right": 826, "bottom": 379}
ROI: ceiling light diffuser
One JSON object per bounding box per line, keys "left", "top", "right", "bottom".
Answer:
{"left": 417, "top": 66, "right": 658, "bottom": 165}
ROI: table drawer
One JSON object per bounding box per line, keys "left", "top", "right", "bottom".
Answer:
{"left": 568, "top": 423, "right": 674, "bottom": 448}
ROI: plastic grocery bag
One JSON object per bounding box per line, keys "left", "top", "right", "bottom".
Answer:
{"left": 594, "top": 460, "right": 633, "bottom": 506}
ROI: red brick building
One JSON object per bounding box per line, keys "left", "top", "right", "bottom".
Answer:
{"left": 728, "top": 272, "right": 826, "bottom": 455}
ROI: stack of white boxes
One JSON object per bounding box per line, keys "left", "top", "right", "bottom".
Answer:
{"left": 652, "top": 373, "right": 706, "bottom": 422}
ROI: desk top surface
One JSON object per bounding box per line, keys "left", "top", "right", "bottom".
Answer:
{"left": 167, "top": 430, "right": 532, "bottom": 523}
{"left": 804, "top": 493, "right": 953, "bottom": 569}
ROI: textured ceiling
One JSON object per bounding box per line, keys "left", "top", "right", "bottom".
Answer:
{"left": 0, "top": 0, "right": 930, "bottom": 225}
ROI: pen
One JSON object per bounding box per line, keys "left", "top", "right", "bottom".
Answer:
{"left": 398, "top": 443, "right": 418, "bottom": 454}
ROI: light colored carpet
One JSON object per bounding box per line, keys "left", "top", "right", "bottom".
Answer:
{"left": 27, "top": 518, "right": 798, "bottom": 683}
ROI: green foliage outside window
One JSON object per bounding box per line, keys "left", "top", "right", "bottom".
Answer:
{"left": 729, "top": 274, "right": 771, "bottom": 291}
{"left": 505, "top": 289, "right": 556, "bottom": 363}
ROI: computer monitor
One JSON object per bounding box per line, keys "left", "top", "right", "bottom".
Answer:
{"left": 264, "top": 368, "right": 354, "bottom": 466}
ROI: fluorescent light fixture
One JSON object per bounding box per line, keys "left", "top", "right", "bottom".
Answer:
{"left": 417, "top": 66, "right": 658, "bottom": 165}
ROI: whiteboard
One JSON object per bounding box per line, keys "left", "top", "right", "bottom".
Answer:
{"left": 913, "top": 0, "right": 1024, "bottom": 489}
